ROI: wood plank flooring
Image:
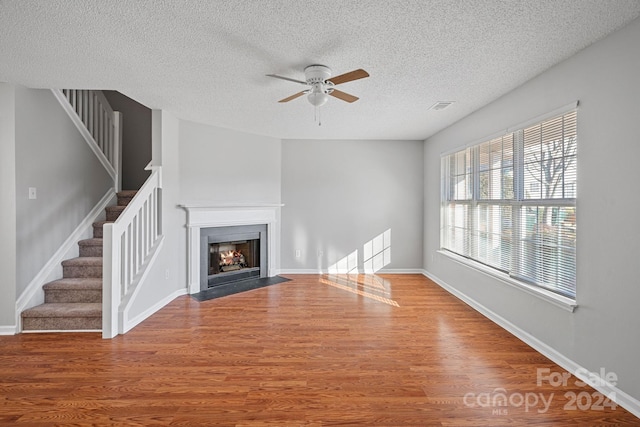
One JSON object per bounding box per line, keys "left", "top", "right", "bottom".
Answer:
{"left": 1, "top": 274, "right": 638, "bottom": 426}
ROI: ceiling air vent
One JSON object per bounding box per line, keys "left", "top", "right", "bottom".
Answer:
{"left": 429, "top": 101, "right": 454, "bottom": 111}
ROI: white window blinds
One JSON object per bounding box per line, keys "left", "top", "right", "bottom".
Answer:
{"left": 441, "top": 110, "right": 577, "bottom": 299}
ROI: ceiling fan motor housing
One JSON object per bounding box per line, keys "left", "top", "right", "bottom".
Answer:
{"left": 304, "top": 65, "right": 332, "bottom": 85}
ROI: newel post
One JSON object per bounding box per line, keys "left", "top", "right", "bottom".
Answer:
{"left": 113, "top": 111, "right": 123, "bottom": 192}
{"left": 102, "top": 222, "right": 120, "bottom": 338}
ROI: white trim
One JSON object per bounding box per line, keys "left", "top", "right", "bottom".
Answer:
{"left": 441, "top": 101, "right": 579, "bottom": 156}
{"left": 51, "top": 89, "right": 117, "bottom": 181}
{"left": 118, "top": 236, "right": 165, "bottom": 335}
{"left": 15, "top": 188, "right": 115, "bottom": 329}
{"left": 113, "top": 111, "right": 123, "bottom": 192}
{"left": 437, "top": 249, "right": 577, "bottom": 312}
{"left": 278, "top": 269, "right": 426, "bottom": 275}
{"left": 422, "top": 269, "right": 640, "bottom": 419}
{"left": 180, "top": 202, "right": 285, "bottom": 209}
{"left": 0, "top": 325, "right": 17, "bottom": 335}
{"left": 506, "top": 101, "right": 579, "bottom": 133}
{"left": 279, "top": 269, "right": 324, "bottom": 275}
{"left": 22, "top": 329, "right": 100, "bottom": 334}
{"left": 377, "top": 268, "right": 426, "bottom": 274}
{"left": 120, "top": 287, "right": 188, "bottom": 335}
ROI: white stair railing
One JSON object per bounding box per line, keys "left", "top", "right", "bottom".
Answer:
{"left": 53, "top": 89, "right": 122, "bottom": 191}
{"left": 102, "top": 165, "right": 162, "bottom": 338}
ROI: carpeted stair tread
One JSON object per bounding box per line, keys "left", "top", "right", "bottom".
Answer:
{"left": 43, "top": 278, "right": 102, "bottom": 290}
{"left": 78, "top": 238, "right": 103, "bottom": 247}
{"left": 62, "top": 257, "right": 102, "bottom": 278}
{"left": 93, "top": 220, "right": 114, "bottom": 227}
{"left": 22, "top": 303, "right": 102, "bottom": 318}
{"left": 78, "top": 238, "right": 103, "bottom": 256}
{"left": 62, "top": 257, "right": 103, "bottom": 267}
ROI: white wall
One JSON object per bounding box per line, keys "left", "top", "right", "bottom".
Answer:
{"left": 179, "top": 120, "right": 281, "bottom": 204}
{"left": 14, "top": 87, "right": 113, "bottom": 298}
{"left": 281, "top": 139, "right": 423, "bottom": 272}
{"left": 423, "top": 18, "right": 640, "bottom": 403}
{"left": 0, "top": 84, "right": 17, "bottom": 331}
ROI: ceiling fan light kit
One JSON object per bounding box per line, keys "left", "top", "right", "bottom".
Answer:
{"left": 307, "top": 90, "right": 329, "bottom": 107}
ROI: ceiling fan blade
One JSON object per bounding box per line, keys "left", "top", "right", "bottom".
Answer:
{"left": 266, "top": 74, "right": 308, "bottom": 85}
{"left": 278, "top": 91, "right": 306, "bottom": 103}
{"left": 327, "top": 69, "right": 369, "bottom": 85}
{"left": 329, "top": 89, "right": 359, "bottom": 103}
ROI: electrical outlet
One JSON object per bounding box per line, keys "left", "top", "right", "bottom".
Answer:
{"left": 28, "top": 187, "right": 37, "bottom": 199}
{"left": 165, "top": 269, "right": 170, "bottom": 279}
{"left": 295, "top": 249, "right": 301, "bottom": 258}
{"left": 317, "top": 250, "right": 323, "bottom": 257}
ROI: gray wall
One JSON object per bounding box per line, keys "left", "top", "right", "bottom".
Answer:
{"left": 102, "top": 91, "right": 151, "bottom": 190}
{"left": 423, "top": 18, "right": 640, "bottom": 401}
{"left": 15, "top": 87, "right": 113, "bottom": 298}
{"left": 179, "top": 120, "right": 282, "bottom": 204}
{"left": 0, "top": 84, "right": 17, "bottom": 329}
{"left": 281, "top": 139, "right": 423, "bottom": 272}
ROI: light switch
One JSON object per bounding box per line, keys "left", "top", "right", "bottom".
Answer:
{"left": 28, "top": 187, "right": 37, "bottom": 199}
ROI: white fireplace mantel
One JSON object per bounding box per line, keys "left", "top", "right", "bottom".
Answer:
{"left": 180, "top": 203, "right": 283, "bottom": 294}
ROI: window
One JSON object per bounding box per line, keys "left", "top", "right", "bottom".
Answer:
{"left": 441, "top": 110, "right": 577, "bottom": 299}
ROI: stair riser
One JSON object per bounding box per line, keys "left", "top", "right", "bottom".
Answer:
{"left": 22, "top": 317, "right": 101, "bottom": 331}
{"left": 117, "top": 196, "right": 134, "bottom": 206}
{"left": 63, "top": 266, "right": 102, "bottom": 278}
{"left": 106, "top": 210, "right": 122, "bottom": 221}
{"left": 79, "top": 245, "right": 103, "bottom": 257}
{"left": 45, "top": 290, "right": 102, "bottom": 304}
{"left": 93, "top": 224, "right": 104, "bottom": 238}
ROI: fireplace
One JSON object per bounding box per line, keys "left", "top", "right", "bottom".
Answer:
{"left": 200, "top": 224, "right": 268, "bottom": 289}
{"left": 181, "top": 203, "right": 281, "bottom": 295}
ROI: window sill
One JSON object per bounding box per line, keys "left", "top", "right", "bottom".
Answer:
{"left": 436, "top": 250, "right": 577, "bottom": 312}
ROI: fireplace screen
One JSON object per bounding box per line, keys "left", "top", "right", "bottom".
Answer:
{"left": 209, "top": 240, "right": 260, "bottom": 276}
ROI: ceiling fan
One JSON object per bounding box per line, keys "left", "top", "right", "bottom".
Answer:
{"left": 267, "top": 65, "right": 369, "bottom": 107}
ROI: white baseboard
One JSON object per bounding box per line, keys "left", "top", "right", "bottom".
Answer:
{"left": 15, "top": 188, "right": 116, "bottom": 329}
{"left": 421, "top": 269, "right": 640, "bottom": 419}
{"left": 278, "top": 269, "right": 323, "bottom": 275}
{"left": 376, "top": 268, "right": 425, "bottom": 274}
{"left": 0, "top": 325, "right": 17, "bottom": 335}
{"left": 22, "top": 329, "right": 100, "bottom": 334}
{"left": 278, "top": 269, "right": 425, "bottom": 275}
{"left": 121, "top": 286, "right": 188, "bottom": 335}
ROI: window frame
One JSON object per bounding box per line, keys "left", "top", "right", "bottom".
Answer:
{"left": 440, "top": 104, "right": 578, "bottom": 310}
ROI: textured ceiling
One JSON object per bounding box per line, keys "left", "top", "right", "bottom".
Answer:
{"left": 1, "top": 1, "right": 640, "bottom": 140}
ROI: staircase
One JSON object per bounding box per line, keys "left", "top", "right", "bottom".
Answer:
{"left": 21, "top": 191, "right": 137, "bottom": 332}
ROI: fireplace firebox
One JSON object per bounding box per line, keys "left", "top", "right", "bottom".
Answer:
{"left": 209, "top": 239, "right": 259, "bottom": 275}
{"left": 200, "top": 224, "right": 267, "bottom": 289}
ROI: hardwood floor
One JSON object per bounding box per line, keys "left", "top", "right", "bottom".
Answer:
{"left": 1, "top": 274, "right": 637, "bottom": 426}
